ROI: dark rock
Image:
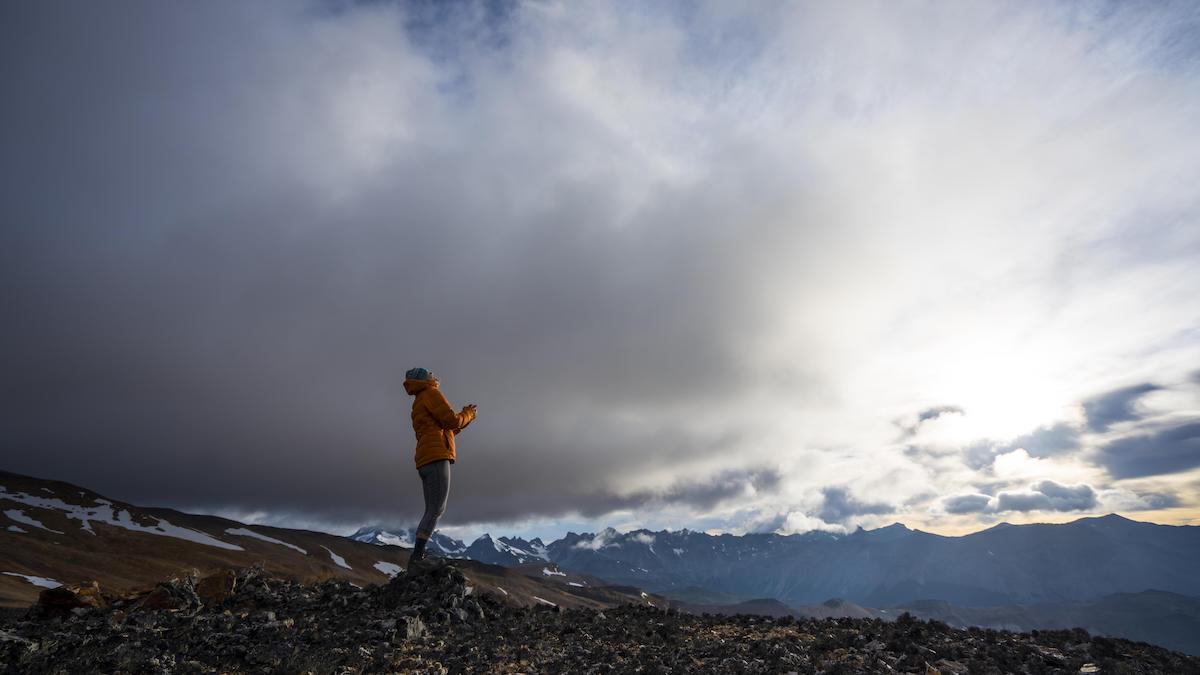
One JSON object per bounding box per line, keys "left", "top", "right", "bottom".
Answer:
{"left": 3, "top": 563, "right": 1199, "bottom": 675}
{"left": 135, "top": 572, "right": 202, "bottom": 613}
{"left": 35, "top": 581, "right": 107, "bottom": 615}
{"left": 195, "top": 569, "right": 235, "bottom": 607}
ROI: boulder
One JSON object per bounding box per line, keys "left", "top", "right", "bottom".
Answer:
{"left": 37, "top": 580, "right": 107, "bottom": 614}
{"left": 136, "top": 572, "right": 202, "bottom": 612}
{"left": 196, "top": 569, "right": 236, "bottom": 606}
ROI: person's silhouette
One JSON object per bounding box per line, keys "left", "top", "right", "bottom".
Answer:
{"left": 402, "top": 367, "right": 476, "bottom": 564}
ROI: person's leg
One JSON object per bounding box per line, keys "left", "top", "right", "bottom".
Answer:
{"left": 412, "top": 460, "right": 451, "bottom": 562}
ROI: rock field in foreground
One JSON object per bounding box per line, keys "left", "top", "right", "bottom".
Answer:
{"left": 2, "top": 561, "right": 1197, "bottom": 674}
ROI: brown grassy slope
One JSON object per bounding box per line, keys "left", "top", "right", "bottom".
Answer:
{"left": 0, "top": 469, "right": 654, "bottom": 612}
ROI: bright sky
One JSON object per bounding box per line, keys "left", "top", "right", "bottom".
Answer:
{"left": 2, "top": 1, "right": 1198, "bottom": 544}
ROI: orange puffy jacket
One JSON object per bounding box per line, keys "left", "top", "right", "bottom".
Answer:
{"left": 403, "top": 378, "right": 476, "bottom": 469}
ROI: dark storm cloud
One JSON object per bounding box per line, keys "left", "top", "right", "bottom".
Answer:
{"left": 657, "top": 467, "right": 782, "bottom": 511}
{"left": 815, "top": 486, "right": 894, "bottom": 524}
{"left": 1136, "top": 491, "right": 1181, "bottom": 509}
{"left": 943, "top": 480, "right": 1097, "bottom": 514}
{"left": 994, "top": 480, "right": 1097, "bottom": 513}
{"left": 942, "top": 493, "right": 992, "bottom": 514}
{"left": 564, "top": 467, "right": 783, "bottom": 518}
{"left": 1095, "top": 421, "right": 1200, "bottom": 479}
{"left": 1082, "top": 383, "right": 1162, "bottom": 432}
{"left": 1003, "top": 423, "right": 1080, "bottom": 458}
{"left": 960, "top": 422, "right": 1082, "bottom": 471}
{"left": 0, "top": 2, "right": 821, "bottom": 530}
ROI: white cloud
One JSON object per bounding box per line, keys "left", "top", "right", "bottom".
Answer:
{"left": 631, "top": 532, "right": 655, "bottom": 545}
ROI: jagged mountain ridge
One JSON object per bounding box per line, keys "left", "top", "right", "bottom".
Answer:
{"left": 358, "top": 515, "right": 1200, "bottom": 609}
{"left": 350, "top": 526, "right": 552, "bottom": 566}
{"left": 348, "top": 526, "right": 467, "bottom": 558}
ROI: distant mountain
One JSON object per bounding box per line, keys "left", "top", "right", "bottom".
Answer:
{"left": 529, "top": 516, "right": 1200, "bottom": 608}
{"left": 349, "top": 528, "right": 555, "bottom": 567}
{"left": 349, "top": 526, "right": 467, "bottom": 558}
{"left": 462, "top": 534, "right": 550, "bottom": 566}
{"left": 354, "top": 515, "right": 1200, "bottom": 611}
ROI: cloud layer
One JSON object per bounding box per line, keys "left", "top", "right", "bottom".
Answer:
{"left": 2, "top": 1, "right": 1198, "bottom": 537}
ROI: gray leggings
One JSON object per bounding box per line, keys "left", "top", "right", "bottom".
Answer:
{"left": 416, "top": 459, "right": 451, "bottom": 539}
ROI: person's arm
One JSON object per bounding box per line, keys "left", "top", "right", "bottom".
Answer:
{"left": 424, "top": 390, "right": 476, "bottom": 432}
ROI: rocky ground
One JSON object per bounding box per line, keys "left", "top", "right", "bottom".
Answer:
{"left": 1, "top": 560, "right": 1197, "bottom": 675}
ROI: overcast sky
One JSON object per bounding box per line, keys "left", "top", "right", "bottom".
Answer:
{"left": 3, "top": 0, "right": 1199, "bottom": 544}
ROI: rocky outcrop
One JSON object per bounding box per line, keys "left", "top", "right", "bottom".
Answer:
{"left": 32, "top": 581, "right": 107, "bottom": 616}
{"left": 2, "top": 561, "right": 1198, "bottom": 674}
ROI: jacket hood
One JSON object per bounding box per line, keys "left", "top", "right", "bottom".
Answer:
{"left": 403, "top": 378, "right": 439, "bottom": 396}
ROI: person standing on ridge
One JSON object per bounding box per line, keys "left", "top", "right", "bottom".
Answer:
{"left": 403, "top": 367, "right": 476, "bottom": 564}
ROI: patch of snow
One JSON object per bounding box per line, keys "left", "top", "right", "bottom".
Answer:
{"left": 542, "top": 567, "right": 566, "bottom": 577}
{"left": 40, "top": 488, "right": 53, "bottom": 494}
{"left": 568, "top": 581, "right": 584, "bottom": 587}
{"left": 322, "top": 545, "right": 352, "bottom": 570}
{"left": 0, "top": 488, "right": 242, "bottom": 550}
{"left": 532, "top": 596, "right": 557, "bottom": 607}
{"left": 373, "top": 561, "right": 403, "bottom": 577}
{"left": 7, "top": 525, "right": 26, "bottom": 533}
{"left": 987, "top": 550, "right": 995, "bottom": 556}
{"left": 116, "top": 510, "right": 243, "bottom": 550}
{"left": 673, "top": 548, "right": 685, "bottom": 556}
{"left": 225, "top": 528, "right": 307, "bottom": 555}
{"left": 3, "top": 509, "right": 63, "bottom": 534}
{"left": 496, "top": 586, "right": 508, "bottom": 596}
{"left": 640, "top": 591, "right": 649, "bottom": 598}
{"left": 2, "top": 572, "right": 61, "bottom": 589}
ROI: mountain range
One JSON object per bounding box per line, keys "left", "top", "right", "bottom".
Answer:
{"left": 354, "top": 515, "right": 1200, "bottom": 608}
{"left": 6, "top": 467, "right": 1199, "bottom": 656}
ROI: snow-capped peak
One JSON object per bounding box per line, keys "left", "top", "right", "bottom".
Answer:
{"left": 350, "top": 527, "right": 466, "bottom": 557}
